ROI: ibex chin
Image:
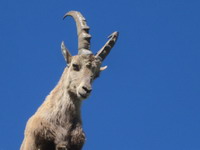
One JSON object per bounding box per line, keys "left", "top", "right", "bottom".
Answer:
{"left": 20, "top": 11, "right": 118, "bottom": 150}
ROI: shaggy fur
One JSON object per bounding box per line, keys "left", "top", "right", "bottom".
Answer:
{"left": 20, "top": 55, "right": 102, "bottom": 150}
{"left": 20, "top": 10, "right": 118, "bottom": 150}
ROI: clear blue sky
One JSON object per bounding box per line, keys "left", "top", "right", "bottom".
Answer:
{"left": 0, "top": 0, "right": 200, "bottom": 149}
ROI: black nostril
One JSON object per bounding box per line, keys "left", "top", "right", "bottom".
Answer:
{"left": 82, "top": 86, "right": 92, "bottom": 93}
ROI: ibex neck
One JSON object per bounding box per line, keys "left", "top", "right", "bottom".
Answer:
{"left": 38, "top": 68, "right": 82, "bottom": 125}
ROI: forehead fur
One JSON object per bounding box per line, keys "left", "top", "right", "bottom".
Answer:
{"left": 72, "top": 54, "right": 101, "bottom": 65}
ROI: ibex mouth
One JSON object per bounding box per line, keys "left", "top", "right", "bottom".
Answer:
{"left": 56, "top": 145, "right": 67, "bottom": 150}
{"left": 78, "top": 92, "right": 89, "bottom": 99}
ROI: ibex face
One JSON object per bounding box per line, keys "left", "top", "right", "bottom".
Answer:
{"left": 61, "top": 11, "right": 119, "bottom": 100}
{"left": 66, "top": 54, "right": 101, "bottom": 99}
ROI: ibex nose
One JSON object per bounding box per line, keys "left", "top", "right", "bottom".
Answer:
{"left": 82, "top": 86, "right": 92, "bottom": 93}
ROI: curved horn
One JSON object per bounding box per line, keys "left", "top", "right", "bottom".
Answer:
{"left": 95, "top": 31, "right": 119, "bottom": 61}
{"left": 63, "top": 11, "right": 92, "bottom": 55}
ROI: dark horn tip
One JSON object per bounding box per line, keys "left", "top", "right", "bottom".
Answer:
{"left": 63, "top": 11, "right": 73, "bottom": 20}
{"left": 108, "top": 31, "right": 119, "bottom": 39}
{"left": 113, "top": 31, "right": 119, "bottom": 35}
{"left": 63, "top": 11, "right": 80, "bottom": 20}
{"left": 63, "top": 13, "right": 68, "bottom": 20}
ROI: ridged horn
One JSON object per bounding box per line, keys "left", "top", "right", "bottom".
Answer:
{"left": 95, "top": 31, "right": 119, "bottom": 61}
{"left": 63, "top": 11, "right": 92, "bottom": 55}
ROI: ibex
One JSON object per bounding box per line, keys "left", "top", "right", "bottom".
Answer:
{"left": 20, "top": 11, "right": 118, "bottom": 150}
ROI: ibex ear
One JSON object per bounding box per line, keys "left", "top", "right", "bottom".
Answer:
{"left": 100, "top": 66, "right": 108, "bottom": 71}
{"left": 61, "top": 41, "right": 72, "bottom": 64}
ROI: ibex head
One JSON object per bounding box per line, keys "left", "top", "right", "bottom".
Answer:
{"left": 61, "top": 11, "right": 118, "bottom": 100}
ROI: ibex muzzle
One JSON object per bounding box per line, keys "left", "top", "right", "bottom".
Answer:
{"left": 77, "top": 76, "right": 92, "bottom": 99}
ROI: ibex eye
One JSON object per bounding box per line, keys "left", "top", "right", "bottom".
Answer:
{"left": 86, "top": 63, "right": 91, "bottom": 69}
{"left": 72, "top": 64, "right": 80, "bottom": 71}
